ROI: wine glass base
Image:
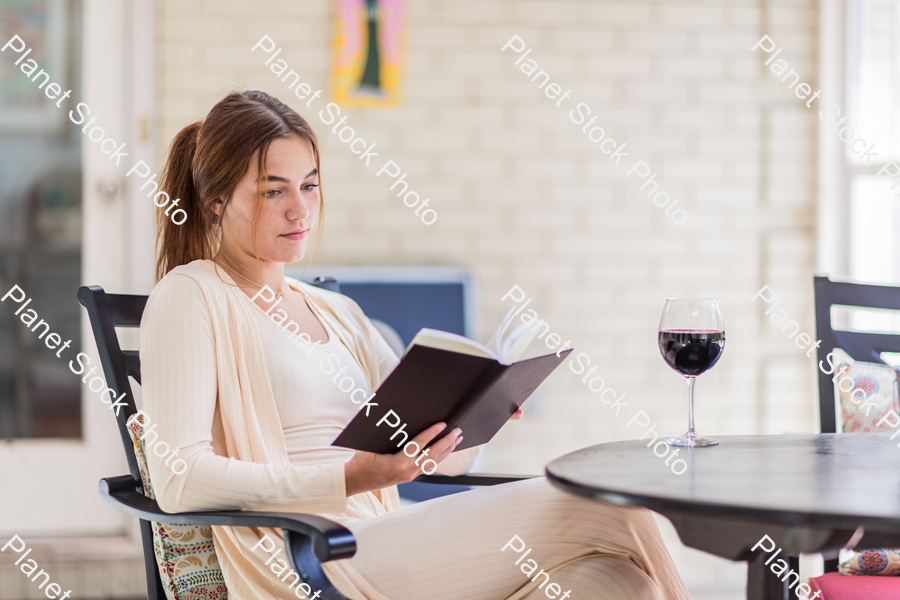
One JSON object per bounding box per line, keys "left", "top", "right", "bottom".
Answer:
{"left": 666, "top": 432, "right": 718, "bottom": 448}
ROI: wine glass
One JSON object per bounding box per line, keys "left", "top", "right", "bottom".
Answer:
{"left": 658, "top": 299, "right": 725, "bottom": 447}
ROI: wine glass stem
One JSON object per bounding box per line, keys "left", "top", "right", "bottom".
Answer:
{"left": 686, "top": 376, "right": 696, "bottom": 436}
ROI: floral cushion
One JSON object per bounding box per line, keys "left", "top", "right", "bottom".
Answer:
{"left": 836, "top": 350, "right": 900, "bottom": 433}
{"left": 834, "top": 351, "right": 900, "bottom": 576}
{"left": 839, "top": 549, "right": 900, "bottom": 576}
{"left": 127, "top": 417, "right": 228, "bottom": 599}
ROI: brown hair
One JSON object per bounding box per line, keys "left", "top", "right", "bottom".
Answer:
{"left": 155, "top": 90, "right": 324, "bottom": 281}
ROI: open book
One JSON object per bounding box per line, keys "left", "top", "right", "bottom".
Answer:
{"left": 403, "top": 304, "right": 544, "bottom": 365}
{"left": 333, "top": 305, "right": 573, "bottom": 453}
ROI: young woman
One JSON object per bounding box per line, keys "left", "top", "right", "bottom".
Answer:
{"left": 141, "top": 90, "right": 691, "bottom": 600}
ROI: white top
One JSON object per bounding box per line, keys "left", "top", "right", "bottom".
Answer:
{"left": 248, "top": 297, "right": 370, "bottom": 465}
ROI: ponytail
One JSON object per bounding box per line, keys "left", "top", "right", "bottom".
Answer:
{"left": 155, "top": 121, "right": 214, "bottom": 281}
{"left": 153, "top": 91, "right": 325, "bottom": 282}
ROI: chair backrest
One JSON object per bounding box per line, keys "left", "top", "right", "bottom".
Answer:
{"left": 77, "top": 276, "right": 340, "bottom": 600}
{"left": 813, "top": 276, "right": 900, "bottom": 433}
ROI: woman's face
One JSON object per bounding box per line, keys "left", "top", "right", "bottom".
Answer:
{"left": 216, "top": 135, "right": 320, "bottom": 265}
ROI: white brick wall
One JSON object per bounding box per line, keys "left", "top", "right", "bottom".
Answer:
{"left": 157, "top": 0, "right": 819, "bottom": 595}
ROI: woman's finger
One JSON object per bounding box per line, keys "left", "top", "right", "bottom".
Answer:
{"left": 408, "top": 421, "right": 451, "bottom": 451}
{"left": 394, "top": 423, "right": 461, "bottom": 480}
{"left": 432, "top": 435, "right": 463, "bottom": 464}
{"left": 426, "top": 427, "right": 462, "bottom": 461}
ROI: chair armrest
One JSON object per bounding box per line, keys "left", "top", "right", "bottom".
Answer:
{"left": 414, "top": 473, "right": 538, "bottom": 486}
{"left": 100, "top": 475, "right": 354, "bottom": 600}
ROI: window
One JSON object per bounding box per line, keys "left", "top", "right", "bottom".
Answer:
{"left": 0, "top": 0, "right": 83, "bottom": 438}
{"left": 848, "top": 0, "right": 900, "bottom": 284}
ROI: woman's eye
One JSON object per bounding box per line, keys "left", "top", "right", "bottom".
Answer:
{"left": 264, "top": 189, "right": 280, "bottom": 198}
{"left": 303, "top": 183, "right": 319, "bottom": 192}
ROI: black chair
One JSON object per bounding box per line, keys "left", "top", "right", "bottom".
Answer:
{"left": 812, "top": 275, "right": 900, "bottom": 573}
{"left": 77, "top": 279, "right": 532, "bottom": 600}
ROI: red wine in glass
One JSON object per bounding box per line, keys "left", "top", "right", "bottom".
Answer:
{"left": 658, "top": 330, "right": 725, "bottom": 376}
{"left": 658, "top": 300, "right": 725, "bottom": 447}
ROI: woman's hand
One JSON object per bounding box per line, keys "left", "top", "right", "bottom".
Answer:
{"left": 343, "top": 423, "right": 463, "bottom": 497}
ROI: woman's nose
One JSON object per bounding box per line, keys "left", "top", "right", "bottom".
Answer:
{"left": 286, "top": 190, "right": 311, "bottom": 220}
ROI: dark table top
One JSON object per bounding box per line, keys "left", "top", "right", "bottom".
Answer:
{"left": 545, "top": 433, "right": 900, "bottom": 534}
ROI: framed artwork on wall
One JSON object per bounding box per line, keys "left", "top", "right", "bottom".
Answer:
{"left": 330, "top": 0, "right": 406, "bottom": 108}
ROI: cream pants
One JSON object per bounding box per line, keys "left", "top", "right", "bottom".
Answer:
{"left": 345, "top": 477, "right": 691, "bottom": 600}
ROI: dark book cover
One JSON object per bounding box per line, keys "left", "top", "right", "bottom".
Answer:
{"left": 332, "top": 345, "right": 572, "bottom": 454}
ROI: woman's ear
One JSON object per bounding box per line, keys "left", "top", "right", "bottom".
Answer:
{"left": 209, "top": 197, "right": 225, "bottom": 216}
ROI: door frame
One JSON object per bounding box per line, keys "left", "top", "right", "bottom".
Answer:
{"left": 817, "top": 0, "right": 850, "bottom": 279}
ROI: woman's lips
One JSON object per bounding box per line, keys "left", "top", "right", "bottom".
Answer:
{"left": 281, "top": 230, "right": 308, "bottom": 240}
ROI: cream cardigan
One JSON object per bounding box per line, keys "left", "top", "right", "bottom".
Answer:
{"left": 140, "top": 259, "right": 475, "bottom": 599}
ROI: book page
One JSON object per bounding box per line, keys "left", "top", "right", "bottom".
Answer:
{"left": 404, "top": 328, "right": 497, "bottom": 360}
{"left": 485, "top": 304, "right": 518, "bottom": 358}
{"left": 499, "top": 317, "right": 541, "bottom": 364}
{"left": 404, "top": 303, "right": 540, "bottom": 364}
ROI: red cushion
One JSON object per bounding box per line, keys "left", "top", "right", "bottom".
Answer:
{"left": 810, "top": 572, "right": 900, "bottom": 599}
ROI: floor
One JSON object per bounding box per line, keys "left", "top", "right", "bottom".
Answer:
{"left": 0, "top": 535, "right": 146, "bottom": 600}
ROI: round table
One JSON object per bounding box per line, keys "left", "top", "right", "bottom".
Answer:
{"left": 545, "top": 433, "right": 900, "bottom": 600}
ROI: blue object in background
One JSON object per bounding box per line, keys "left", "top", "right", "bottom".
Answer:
{"left": 338, "top": 282, "right": 466, "bottom": 345}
